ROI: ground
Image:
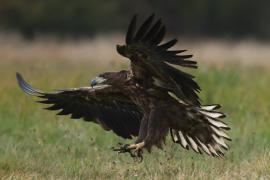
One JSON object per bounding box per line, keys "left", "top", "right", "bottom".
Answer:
{"left": 0, "top": 38, "right": 270, "bottom": 179}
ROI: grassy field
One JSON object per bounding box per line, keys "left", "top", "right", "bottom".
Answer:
{"left": 0, "top": 47, "right": 270, "bottom": 179}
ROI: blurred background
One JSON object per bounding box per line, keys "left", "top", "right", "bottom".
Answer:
{"left": 0, "top": 0, "right": 269, "bottom": 66}
{"left": 0, "top": 1, "right": 270, "bottom": 179}
{"left": 0, "top": 0, "right": 270, "bottom": 39}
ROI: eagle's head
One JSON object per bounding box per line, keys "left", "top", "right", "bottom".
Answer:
{"left": 91, "top": 71, "right": 128, "bottom": 88}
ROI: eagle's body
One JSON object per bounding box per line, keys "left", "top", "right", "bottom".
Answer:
{"left": 16, "top": 14, "right": 231, "bottom": 159}
{"left": 121, "top": 73, "right": 170, "bottom": 149}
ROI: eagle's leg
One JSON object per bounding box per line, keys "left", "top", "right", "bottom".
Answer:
{"left": 116, "top": 107, "right": 168, "bottom": 155}
{"left": 143, "top": 107, "right": 169, "bottom": 150}
{"left": 135, "top": 113, "right": 149, "bottom": 143}
{"left": 123, "top": 112, "right": 150, "bottom": 157}
{"left": 115, "top": 107, "right": 168, "bottom": 154}
{"left": 113, "top": 113, "right": 148, "bottom": 159}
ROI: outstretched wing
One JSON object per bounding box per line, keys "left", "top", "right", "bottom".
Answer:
{"left": 118, "top": 14, "right": 201, "bottom": 105}
{"left": 16, "top": 73, "right": 142, "bottom": 139}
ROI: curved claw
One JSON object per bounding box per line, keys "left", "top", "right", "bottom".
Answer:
{"left": 112, "top": 143, "right": 130, "bottom": 153}
{"left": 112, "top": 142, "right": 144, "bottom": 161}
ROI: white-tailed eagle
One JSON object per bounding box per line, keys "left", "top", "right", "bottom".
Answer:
{"left": 16, "top": 14, "right": 231, "bottom": 160}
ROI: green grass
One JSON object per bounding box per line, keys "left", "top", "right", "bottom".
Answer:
{"left": 0, "top": 59, "right": 270, "bottom": 179}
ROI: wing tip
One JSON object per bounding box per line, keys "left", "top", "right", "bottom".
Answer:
{"left": 16, "top": 72, "right": 42, "bottom": 95}
{"left": 16, "top": 72, "right": 22, "bottom": 82}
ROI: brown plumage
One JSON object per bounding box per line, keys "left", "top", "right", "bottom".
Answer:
{"left": 117, "top": 14, "right": 200, "bottom": 106}
{"left": 16, "top": 14, "right": 231, "bottom": 160}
